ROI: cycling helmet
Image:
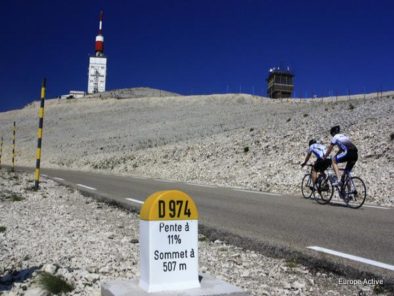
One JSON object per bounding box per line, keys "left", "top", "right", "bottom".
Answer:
{"left": 309, "top": 139, "right": 316, "bottom": 146}
{"left": 330, "top": 125, "right": 340, "bottom": 136}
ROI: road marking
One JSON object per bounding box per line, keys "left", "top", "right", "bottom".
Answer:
{"left": 363, "top": 205, "right": 390, "bottom": 210}
{"left": 53, "top": 177, "right": 64, "bottom": 181}
{"left": 126, "top": 197, "right": 144, "bottom": 204}
{"left": 188, "top": 183, "right": 217, "bottom": 188}
{"left": 307, "top": 246, "right": 394, "bottom": 271}
{"left": 261, "top": 192, "right": 281, "bottom": 196}
{"left": 41, "top": 174, "right": 47, "bottom": 177}
{"left": 233, "top": 188, "right": 256, "bottom": 193}
{"left": 77, "top": 184, "right": 96, "bottom": 191}
{"left": 132, "top": 176, "right": 149, "bottom": 180}
{"left": 256, "top": 191, "right": 281, "bottom": 196}
{"left": 155, "top": 179, "right": 175, "bottom": 183}
{"left": 233, "top": 188, "right": 280, "bottom": 196}
{"left": 329, "top": 200, "right": 390, "bottom": 210}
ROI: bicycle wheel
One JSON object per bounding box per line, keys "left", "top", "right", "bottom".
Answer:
{"left": 301, "top": 174, "right": 313, "bottom": 199}
{"left": 315, "top": 175, "right": 334, "bottom": 204}
{"left": 344, "top": 176, "right": 366, "bottom": 209}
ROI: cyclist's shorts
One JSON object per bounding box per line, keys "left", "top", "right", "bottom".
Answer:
{"left": 335, "top": 148, "right": 358, "bottom": 164}
{"left": 336, "top": 149, "right": 358, "bottom": 173}
{"left": 314, "top": 158, "right": 332, "bottom": 172}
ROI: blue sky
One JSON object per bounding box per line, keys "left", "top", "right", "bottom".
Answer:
{"left": 0, "top": 0, "right": 393, "bottom": 111}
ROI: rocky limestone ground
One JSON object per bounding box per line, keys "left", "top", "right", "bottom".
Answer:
{"left": 0, "top": 92, "right": 393, "bottom": 207}
{"left": 82, "top": 87, "right": 180, "bottom": 100}
{"left": 0, "top": 170, "right": 389, "bottom": 296}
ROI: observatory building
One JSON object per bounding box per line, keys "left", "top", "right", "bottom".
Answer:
{"left": 88, "top": 11, "right": 107, "bottom": 94}
{"left": 266, "top": 67, "right": 294, "bottom": 99}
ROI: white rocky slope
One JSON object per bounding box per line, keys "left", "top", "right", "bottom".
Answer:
{"left": 0, "top": 170, "right": 388, "bottom": 295}
{"left": 0, "top": 92, "right": 393, "bottom": 206}
{"left": 83, "top": 87, "right": 180, "bottom": 100}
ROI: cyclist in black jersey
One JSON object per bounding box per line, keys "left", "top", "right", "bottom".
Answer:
{"left": 323, "top": 125, "right": 358, "bottom": 186}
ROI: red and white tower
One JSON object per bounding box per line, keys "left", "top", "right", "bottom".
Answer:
{"left": 88, "top": 10, "right": 107, "bottom": 93}
{"left": 95, "top": 10, "right": 104, "bottom": 56}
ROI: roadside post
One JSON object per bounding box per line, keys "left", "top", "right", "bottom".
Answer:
{"left": 0, "top": 136, "right": 3, "bottom": 169}
{"left": 11, "top": 121, "right": 16, "bottom": 172}
{"left": 139, "top": 190, "right": 200, "bottom": 292}
{"left": 34, "top": 78, "right": 47, "bottom": 190}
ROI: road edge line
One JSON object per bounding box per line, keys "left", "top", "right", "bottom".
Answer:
{"left": 307, "top": 246, "right": 394, "bottom": 271}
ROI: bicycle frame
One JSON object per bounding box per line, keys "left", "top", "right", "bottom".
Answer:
{"left": 337, "top": 169, "right": 352, "bottom": 191}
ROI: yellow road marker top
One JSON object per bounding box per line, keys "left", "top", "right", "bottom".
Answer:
{"left": 140, "top": 190, "right": 198, "bottom": 221}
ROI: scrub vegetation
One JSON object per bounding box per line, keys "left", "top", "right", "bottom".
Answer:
{"left": 38, "top": 272, "right": 74, "bottom": 294}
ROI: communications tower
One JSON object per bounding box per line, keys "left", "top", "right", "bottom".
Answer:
{"left": 88, "top": 10, "right": 107, "bottom": 94}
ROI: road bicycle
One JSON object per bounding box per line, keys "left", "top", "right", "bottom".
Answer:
{"left": 327, "top": 168, "right": 367, "bottom": 209}
{"left": 301, "top": 164, "right": 333, "bottom": 204}
{"left": 301, "top": 164, "right": 367, "bottom": 208}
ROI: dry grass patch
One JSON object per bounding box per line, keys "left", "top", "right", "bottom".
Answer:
{"left": 38, "top": 272, "right": 74, "bottom": 294}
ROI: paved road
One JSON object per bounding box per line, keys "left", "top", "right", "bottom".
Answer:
{"left": 12, "top": 166, "right": 394, "bottom": 280}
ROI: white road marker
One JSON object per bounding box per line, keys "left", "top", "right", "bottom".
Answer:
{"left": 41, "top": 174, "right": 47, "bottom": 177}
{"left": 132, "top": 176, "right": 149, "bottom": 180}
{"left": 155, "top": 179, "right": 175, "bottom": 183}
{"left": 126, "top": 197, "right": 144, "bottom": 204}
{"left": 53, "top": 177, "right": 64, "bottom": 181}
{"left": 307, "top": 246, "right": 394, "bottom": 271}
{"left": 261, "top": 192, "right": 281, "bottom": 196}
{"left": 363, "top": 205, "right": 390, "bottom": 210}
{"left": 77, "top": 184, "right": 96, "bottom": 191}
{"left": 233, "top": 188, "right": 280, "bottom": 196}
{"left": 233, "top": 189, "right": 256, "bottom": 193}
{"left": 188, "top": 183, "right": 217, "bottom": 188}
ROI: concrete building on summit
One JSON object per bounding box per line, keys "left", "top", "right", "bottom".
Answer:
{"left": 266, "top": 67, "right": 294, "bottom": 99}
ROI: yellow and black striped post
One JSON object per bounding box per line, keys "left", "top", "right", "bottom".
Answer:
{"left": 12, "top": 122, "right": 16, "bottom": 172}
{"left": 0, "top": 136, "right": 3, "bottom": 169}
{"left": 34, "top": 78, "right": 46, "bottom": 190}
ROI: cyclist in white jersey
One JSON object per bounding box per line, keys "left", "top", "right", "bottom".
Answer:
{"left": 301, "top": 139, "right": 332, "bottom": 189}
{"left": 323, "top": 125, "right": 358, "bottom": 185}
